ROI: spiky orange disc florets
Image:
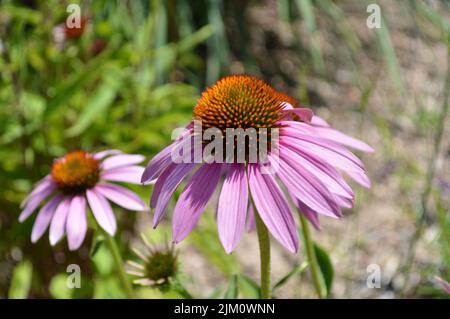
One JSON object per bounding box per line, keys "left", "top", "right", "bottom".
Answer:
{"left": 193, "top": 75, "right": 290, "bottom": 132}
{"left": 51, "top": 151, "right": 100, "bottom": 193}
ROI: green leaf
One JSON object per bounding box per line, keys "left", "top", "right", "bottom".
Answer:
{"left": 223, "top": 274, "right": 238, "bottom": 299}
{"left": 49, "top": 273, "right": 72, "bottom": 299}
{"left": 238, "top": 275, "right": 261, "bottom": 299}
{"left": 44, "top": 49, "right": 114, "bottom": 116}
{"left": 375, "top": 14, "right": 404, "bottom": 92}
{"left": 177, "top": 25, "right": 214, "bottom": 53}
{"left": 65, "top": 69, "right": 122, "bottom": 137}
{"left": 314, "top": 243, "right": 334, "bottom": 296}
{"left": 90, "top": 234, "right": 105, "bottom": 258}
{"left": 190, "top": 214, "right": 240, "bottom": 275}
{"left": 8, "top": 260, "right": 32, "bottom": 299}
{"left": 273, "top": 261, "right": 308, "bottom": 291}
{"left": 294, "top": 0, "right": 324, "bottom": 72}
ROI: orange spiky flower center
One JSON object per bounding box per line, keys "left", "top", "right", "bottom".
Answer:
{"left": 194, "top": 75, "right": 288, "bottom": 132}
{"left": 51, "top": 151, "right": 100, "bottom": 193}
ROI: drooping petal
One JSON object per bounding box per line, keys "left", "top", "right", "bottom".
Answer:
{"left": 310, "top": 115, "right": 329, "bottom": 127}
{"left": 31, "top": 194, "right": 63, "bottom": 243}
{"left": 101, "top": 165, "right": 145, "bottom": 184}
{"left": 313, "top": 126, "right": 374, "bottom": 153}
{"left": 95, "top": 183, "right": 147, "bottom": 211}
{"left": 141, "top": 144, "right": 175, "bottom": 184}
{"left": 150, "top": 164, "right": 176, "bottom": 208}
{"left": 248, "top": 164, "right": 298, "bottom": 253}
{"left": 101, "top": 154, "right": 145, "bottom": 171}
{"left": 66, "top": 195, "right": 88, "bottom": 251}
{"left": 281, "top": 123, "right": 365, "bottom": 170}
{"left": 86, "top": 188, "right": 116, "bottom": 235}
{"left": 49, "top": 197, "right": 72, "bottom": 245}
{"left": 273, "top": 150, "right": 341, "bottom": 218}
{"left": 172, "top": 164, "right": 222, "bottom": 243}
{"left": 280, "top": 143, "right": 354, "bottom": 200}
{"left": 281, "top": 132, "right": 370, "bottom": 187}
{"left": 21, "top": 175, "right": 53, "bottom": 208}
{"left": 19, "top": 185, "right": 57, "bottom": 222}
{"left": 292, "top": 197, "right": 321, "bottom": 231}
{"left": 287, "top": 120, "right": 374, "bottom": 153}
{"left": 153, "top": 163, "right": 196, "bottom": 227}
{"left": 217, "top": 164, "right": 248, "bottom": 253}
{"left": 246, "top": 204, "right": 256, "bottom": 232}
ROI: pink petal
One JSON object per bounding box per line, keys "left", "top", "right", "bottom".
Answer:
{"left": 172, "top": 164, "right": 222, "bottom": 243}
{"left": 246, "top": 204, "right": 256, "bottom": 232}
{"left": 281, "top": 132, "right": 370, "bottom": 187}
{"left": 280, "top": 143, "right": 354, "bottom": 200}
{"left": 153, "top": 163, "right": 196, "bottom": 227}
{"left": 141, "top": 144, "right": 175, "bottom": 184}
{"left": 311, "top": 115, "right": 330, "bottom": 127}
{"left": 101, "top": 165, "right": 145, "bottom": 184}
{"left": 282, "top": 108, "right": 314, "bottom": 123}
{"left": 49, "top": 197, "right": 72, "bottom": 245}
{"left": 66, "top": 195, "right": 88, "bottom": 251}
{"left": 345, "top": 170, "right": 371, "bottom": 188}
{"left": 273, "top": 150, "right": 341, "bottom": 218}
{"left": 21, "top": 175, "right": 53, "bottom": 208}
{"left": 86, "top": 189, "right": 117, "bottom": 235}
{"left": 217, "top": 164, "right": 248, "bottom": 253}
{"left": 435, "top": 276, "right": 450, "bottom": 294}
{"left": 31, "top": 194, "right": 63, "bottom": 243}
{"left": 95, "top": 183, "right": 147, "bottom": 211}
{"left": 151, "top": 163, "right": 176, "bottom": 208}
{"left": 302, "top": 123, "right": 374, "bottom": 153}
{"left": 101, "top": 154, "right": 145, "bottom": 170}
{"left": 294, "top": 198, "right": 321, "bottom": 230}
{"left": 281, "top": 123, "right": 365, "bottom": 170}
{"left": 248, "top": 164, "right": 298, "bottom": 253}
{"left": 93, "top": 149, "right": 122, "bottom": 160}
{"left": 19, "top": 185, "right": 57, "bottom": 222}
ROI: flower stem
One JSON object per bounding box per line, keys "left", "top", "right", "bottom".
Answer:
{"left": 104, "top": 233, "right": 134, "bottom": 298}
{"left": 299, "top": 213, "right": 325, "bottom": 299}
{"left": 254, "top": 210, "right": 271, "bottom": 299}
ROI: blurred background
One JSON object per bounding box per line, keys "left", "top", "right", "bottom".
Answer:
{"left": 0, "top": 0, "right": 449, "bottom": 298}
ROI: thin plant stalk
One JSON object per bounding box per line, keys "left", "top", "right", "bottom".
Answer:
{"left": 254, "top": 208, "right": 271, "bottom": 299}
{"left": 104, "top": 233, "right": 135, "bottom": 298}
{"left": 299, "top": 213, "right": 325, "bottom": 299}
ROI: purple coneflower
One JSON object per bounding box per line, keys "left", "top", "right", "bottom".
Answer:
{"left": 20, "top": 150, "right": 147, "bottom": 250}
{"left": 142, "top": 75, "right": 373, "bottom": 254}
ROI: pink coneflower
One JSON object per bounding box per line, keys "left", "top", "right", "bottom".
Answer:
{"left": 20, "top": 150, "right": 147, "bottom": 250}
{"left": 142, "top": 75, "right": 373, "bottom": 254}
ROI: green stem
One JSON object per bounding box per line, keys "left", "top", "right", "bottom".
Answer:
{"left": 172, "top": 279, "right": 194, "bottom": 299}
{"left": 104, "top": 233, "right": 134, "bottom": 298}
{"left": 299, "top": 213, "right": 325, "bottom": 299}
{"left": 254, "top": 210, "right": 271, "bottom": 299}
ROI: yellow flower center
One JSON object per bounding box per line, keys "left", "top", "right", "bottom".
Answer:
{"left": 193, "top": 75, "right": 289, "bottom": 132}
{"left": 51, "top": 151, "right": 100, "bottom": 193}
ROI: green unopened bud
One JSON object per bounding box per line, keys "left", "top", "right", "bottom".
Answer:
{"left": 127, "top": 233, "right": 178, "bottom": 290}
